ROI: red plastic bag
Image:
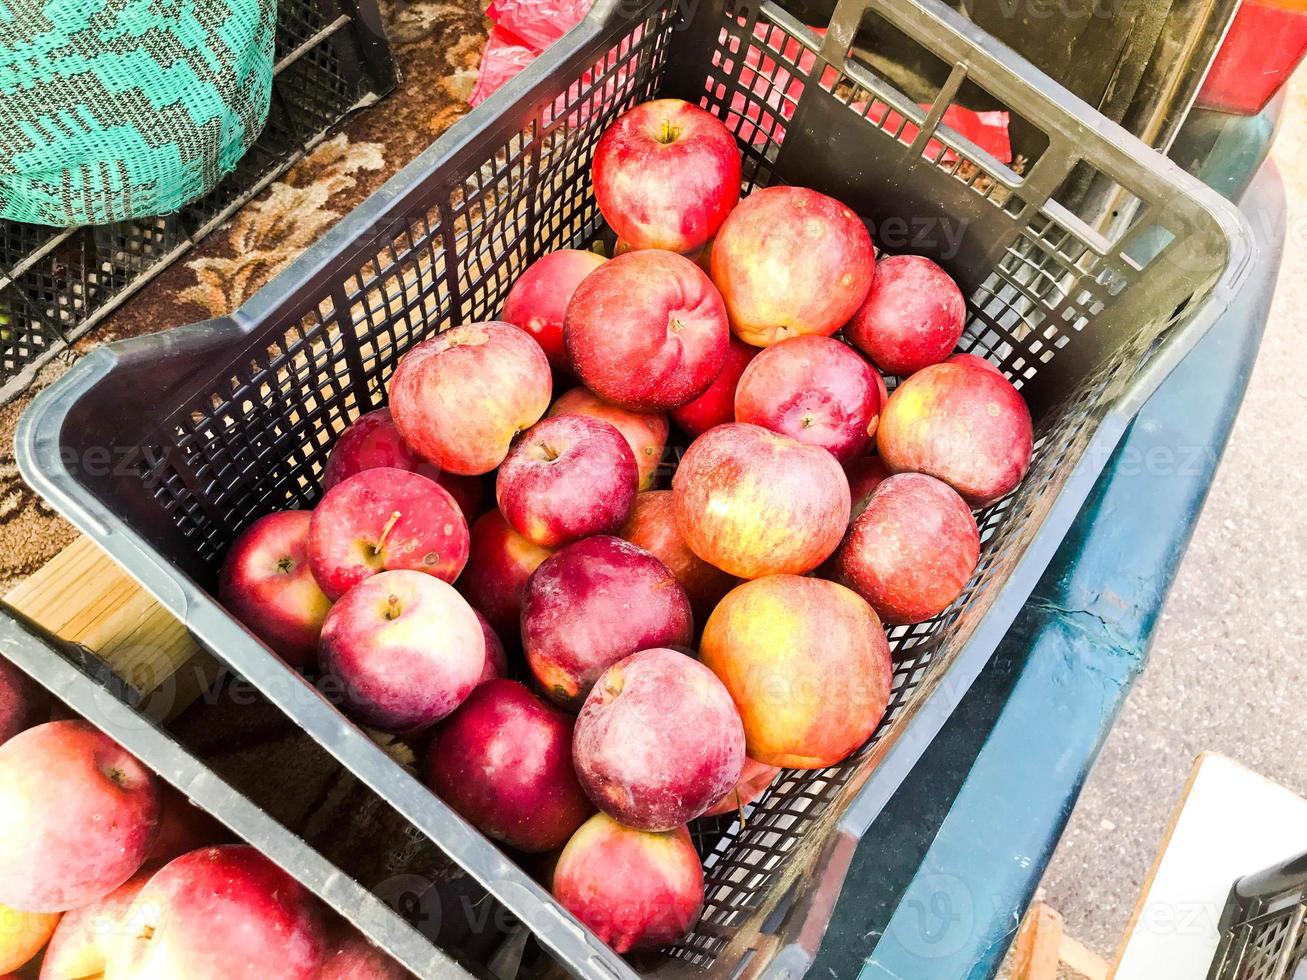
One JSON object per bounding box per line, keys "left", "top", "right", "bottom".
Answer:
{"left": 470, "top": 0, "right": 594, "bottom": 106}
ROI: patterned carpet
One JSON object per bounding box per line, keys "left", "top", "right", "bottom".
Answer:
{"left": 0, "top": 0, "right": 490, "bottom": 589}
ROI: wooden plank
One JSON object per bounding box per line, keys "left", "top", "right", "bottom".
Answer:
{"left": 1013, "top": 901, "right": 1063, "bottom": 980}
{"left": 1060, "top": 932, "right": 1109, "bottom": 980}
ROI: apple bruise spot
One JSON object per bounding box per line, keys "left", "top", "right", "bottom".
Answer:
{"left": 423, "top": 551, "right": 441, "bottom": 566}
{"left": 103, "top": 764, "right": 128, "bottom": 788}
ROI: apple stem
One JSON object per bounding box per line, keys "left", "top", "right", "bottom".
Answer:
{"left": 375, "top": 510, "right": 402, "bottom": 553}
{"left": 540, "top": 443, "right": 560, "bottom": 462}
{"left": 658, "top": 119, "right": 682, "bottom": 144}
{"left": 386, "top": 594, "right": 401, "bottom": 620}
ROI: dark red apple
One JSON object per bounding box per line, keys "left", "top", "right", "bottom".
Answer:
{"left": 322, "top": 408, "right": 435, "bottom": 491}
{"left": 424, "top": 679, "right": 593, "bottom": 852}
{"left": 619, "top": 490, "right": 735, "bottom": 623}
{"left": 670, "top": 336, "right": 756, "bottom": 436}
{"left": 219, "top": 510, "right": 332, "bottom": 666}
{"left": 564, "top": 250, "right": 729, "bottom": 411}
{"left": 711, "top": 186, "right": 873, "bottom": 346}
{"left": 457, "top": 509, "right": 553, "bottom": 640}
{"left": 593, "top": 98, "right": 741, "bottom": 253}
{"left": 318, "top": 570, "right": 485, "bottom": 731}
{"left": 734, "top": 334, "right": 881, "bottom": 462}
{"left": 845, "top": 254, "right": 966, "bottom": 375}
{"left": 845, "top": 455, "right": 893, "bottom": 523}
{"left": 573, "top": 648, "right": 744, "bottom": 830}
{"left": 502, "top": 249, "right": 607, "bottom": 373}
{"left": 308, "top": 468, "right": 469, "bottom": 601}
{"left": 0, "top": 656, "right": 48, "bottom": 748}
{"left": 389, "top": 321, "right": 552, "bottom": 475}
{"left": 496, "top": 414, "right": 637, "bottom": 547}
{"left": 878, "top": 360, "right": 1033, "bottom": 505}
{"left": 474, "top": 610, "right": 508, "bottom": 685}
{"left": 318, "top": 930, "right": 412, "bottom": 979}
{"left": 835, "top": 473, "right": 980, "bottom": 625}
{"left": 522, "top": 536, "right": 693, "bottom": 709}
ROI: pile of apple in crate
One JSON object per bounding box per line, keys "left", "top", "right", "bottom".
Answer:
{"left": 0, "top": 98, "right": 1033, "bottom": 979}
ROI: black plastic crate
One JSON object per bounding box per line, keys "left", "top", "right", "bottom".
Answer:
{"left": 16, "top": 0, "right": 1252, "bottom": 976}
{"left": 1209, "top": 851, "right": 1307, "bottom": 980}
{"left": 0, "top": 0, "right": 397, "bottom": 404}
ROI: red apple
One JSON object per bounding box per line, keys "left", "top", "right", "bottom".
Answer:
{"left": 496, "top": 414, "right": 637, "bottom": 547}
{"left": 389, "top": 321, "right": 552, "bottom": 475}
{"left": 148, "top": 783, "right": 231, "bottom": 865}
{"left": 672, "top": 423, "right": 850, "bottom": 578}
{"left": 846, "top": 455, "right": 893, "bottom": 523}
{"left": 502, "top": 250, "right": 606, "bottom": 372}
{"left": 549, "top": 386, "right": 668, "bottom": 490}
{"left": 105, "top": 845, "right": 325, "bottom": 980}
{"left": 318, "top": 929, "right": 412, "bottom": 979}
{"left": 318, "top": 570, "right": 485, "bottom": 731}
{"left": 219, "top": 511, "right": 332, "bottom": 666}
{"left": 564, "top": 250, "right": 729, "bottom": 411}
{"left": 613, "top": 237, "right": 706, "bottom": 268}
{"left": 835, "top": 473, "right": 979, "bottom": 625}
{"left": 878, "top": 360, "right": 1033, "bottom": 505}
{"left": 573, "top": 648, "right": 744, "bottom": 830}
{"left": 593, "top": 98, "right": 741, "bottom": 253}
{"left": 619, "top": 490, "right": 735, "bottom": 623}
{"left": 308, "top": 468, "right": 469, "bottom": 601}
{"left": 711, "top": 186, "right": 874, "bottom": 346}
{"left": 702, "top": 758, "right": 781, "bottom": 817}
{"left": 701, "top": 576, "right": 891, "bottom": 768}
{"left": 40, "top": 871, "right": 150, "bottom": 980}
{"left": 845, "top": 254, "right": 966, "bottom": 375}
{"left": 0, "top": 656, "right": 48, "bottom": 747}
{"left": 553, "top": 813, "right": 703, "bottom": 953}
{"left": 947, "top": 351, "right": 1004, "bottom": 376}
{"left": 457, "top": 509, "right": 552, "bottom": 640}
{"left": 670, "top": 336, "right": 756, "bottom": 436}
{"left": 474, "top": 610, "right": 508, "bottom": 685}
{"left": 734, "top": 335, "right": 881, "bottom": 462}
{"left": 522, "top": 536, "right": 693, "bottom": 709}
{"left": 0, "top": 902, "right": 59, "bottom": 975}
{"left": 424, "top": 680, "right": 593, "bottom": 852}
{"left": 0, "top": 720, "right": 160, "bottom": 911}
{"left": 322, "top": 408, "right": 435, "bottom": 491}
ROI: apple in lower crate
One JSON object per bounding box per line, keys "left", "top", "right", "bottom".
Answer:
{"left": 424, "top": 680, "right": 592, "bottom": 852}
{"left": 0, "top": 902, "right": 59, "bottom": 974}
{"left": 522, "top": 536, "right": 693, "bottom": 709}
{"left": 219, "top": 510, "right": 332, "bottom": 666}
{"left": 593, "top": 98, "right": 741, "bottom": 253}
{"left": 672, "top": 423, "right": 850, "bottom": 579}
{"left": 496, "top": 414, "right": 637, "bottom": 547}
{"left": 318, "top": 929, "right": 412, "bottom": 979}
{"left": 0, "top": 720, "right": 160, "bottom": 912}
{"left": 573, "top": 649, "right": 744, "bottom": 830}
{"left": 619, "top": 490, "right": 736, "bottom": 624}
{"left": 845, "top": 254, "right": 966, "bottom": 376}
{"left": 878, "top": 360, "right": 1033, "bottom": 506}
{"left": 309, "top": 468, "right": 469, "bottom": 601}
{"left": 474, "top": 610, "right": 508, "bottom": 685}
{"left": 318, "top": 570, "right": 484, "bottom": 731}
{"left": 548, "top": 386, "right": 668, "bottom": 490}
{"left": 39, "top": 870, "right": 151, "bottom": 980}
{"left": 565, "top": 250, "right": 729, "bottom": 411}
{"left": 148, "top": 783, "right": 231, "bottom": 864}
{"left": 552, "top": 813, "right": 704, "bottom": 953}
{"left": 458, "top": 509, "right": 553, "bottom": 640}
{"left": 389, "top": 320, "right": 552, "bottom": 476}
{"left": 836, "top": 473, "right": 980, "bottom": 626}
{"left": 701, "top": 576, "right": 891, "bottom": 769}
{"left": 711, "top": 186, "right": 874, "bottom": 346}
{"left": 0, "top": 654, "right": 48, "bottom": 747}
{"left": 501, "top": 249, "right": 606, "bottom": 373}
{"left": 734, "top": 335, "right": 882, "bottom": 463}
{"left": 670, "top": 335, "right": 756, "bottom": 436}
{"left": 846, "top": 455, "right": 893, "bottom": 523}
{"left": 104, "top": 845, "right": 326, "bottom": 980}
{"left": 702, "top": 758, "right": 781, "bottom": 817}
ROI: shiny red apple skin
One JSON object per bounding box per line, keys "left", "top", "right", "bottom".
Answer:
{"left": 318, "top": 570, "right": 485, "bottom": 731}
{"left": 593, "top": 98, "right": 741, "bottom": 253}
{"left": 0, "top": 720, "right": 160, "bottom": 912}
{"left": 522, "top": 536, "right": 693, "bottom": 710}
{"left": 321, "top": 408, "right": 436, "bottom": 491}
{"left": 502, "top": 250, "right": 607, "bottom": 373}
{"left": 845, "top": 254, "right": 966, "bottom": 375}
{"left": 711, "top": 186, "right": 874, "bottom": 346}
{"left": 389, "top": 321, "right": 552, "bottom": 476}
{"left": 836, "top": 473, "right": 980, "bottom": 625}
{"left": 734, "top": 334, "right": 881, "bottom": 463}
{"left": 670, "top": 335, "right": 756, "bottom": 436}
{"left": 496, "top": 414, "right": 637, "bottom": 548}
{"left": 457, "top": 509, "right": 554, "bottom": 640}
{"left": 424, "top": 679, "right": 593, "bottom": 852}
{"left": 308, "top": 468, "right": 469, "bottom": 601}
{"left": 104, "top": 845, "right": 326, "bottom": 980}
{"left": 619, "top": 490, "right": 736, "bottom": 624}
{"left": 573, "top": 648, "right": 745, "bottom": 830}
{"left": 0, "top": 656, "right": 48, "bottom": 748}
{"left": 317, "top": 930, "right": 412, "bottom": 979}
{"left": 877, "top": 360, "right": 1033, "bottom": 506}
{"left": 564, "top": 250, "right": 729, "bottom": 411}
{"left": 553, "top": 814, "right": 703, "bottom": 953}
{"left": 549, "top": 386, "right": 668, "bottom": 490}
{"left": 219, "top": 510, "right": 332, "bottom": 666}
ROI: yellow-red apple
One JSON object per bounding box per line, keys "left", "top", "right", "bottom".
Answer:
{"left": 40, "top": 871, "right": 150, "bottom": 980}
{"left": 619, "top": 490, "right": 735, "bottom": 624}
{"left": 549, "top": 386, "right": 668, "bottom": 490}
{"left": 0, "top": 902, "right": 58, "bottom": 974}
{"left": 670, "top": 336, "right": 756, "bottom": 436}
{"left": 702, "top": 758, "right": 780, "bottom": 817}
